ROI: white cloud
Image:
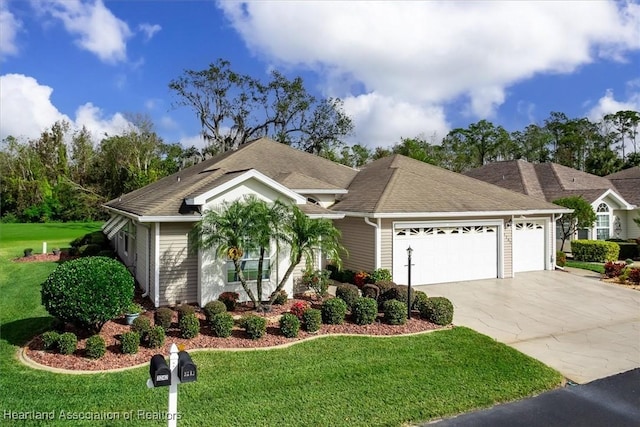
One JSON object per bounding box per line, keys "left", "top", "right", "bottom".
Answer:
{"left": 74, "top": 102, "right": 130, "bottom": 138}
{"left": 37, "top": 0, "right": 132, "bottom": 64}
{"left": 138, "top": 22, "right": 161, "bottom": 42}
{"left": 586, "top": 89, "right": 640, "bottom": 121}
{"left": 0, "top": 1, "right": 21, "bottom": 60}
{"left": 179, "top": 134, "right": 207, "bottom": 150}
{"left": 218, "top": 1, "right": 640, "bottom": 137}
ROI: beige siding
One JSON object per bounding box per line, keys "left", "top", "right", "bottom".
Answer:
{"left": 333, "top": 217, "right": 375, "bottom": 272}
{"left": 504, "top": 222, "right": 513, "bottom": 277}
{"left": 135, "top": 223, "right": 149, "bottom": 292}
{"left": 626, "top": 209, "right": 640, "bottom": 238}
{"left": 158, "top": 222, "right": 198, "bottom": 306}
{"left": 150, "top": 223, "right": 157, "bottom": 306}
{"left": 380, "top": 219, "right": 393, "bottom": 271}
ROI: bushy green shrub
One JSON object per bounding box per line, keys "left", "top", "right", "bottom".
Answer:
{"left": 370, "top": 268, "right": 392, "bottom": 283}
{"left": 335, "top": 284, "right": 359, "bottom": 310}
{"left": 375, "top": 280, "right": 397, "bottom": 306}
{"left": 203, "top": 301, "right": 227, "bottom": 322}
{"left": 382, "top": 285, "right": 414, "bottom": 307}
{"left": 412, "top": 290, "right": 429, "bottom": 311}
{"left": 179, "top": 313, "right": 200, "bottom": 339}
{"left": 218, "top": 292, "right": 239, "bottom": 311}
{"left": 302, "top": 308, "right": 322, "bottom": 333}
{"left": 271, "top": 290, "right": 288, "bottom": 305}
{"left": 607, "top": 240, "right": 639, "bottom": 260}
{"left": 85, "top": 335, "right": 106, "bottom": 359}
{"left": 302, "top": 269, "right": 331, "bottom": 297}
{"left": 58, "top": 332, "right": 78, "bottom": 355}
{"left": 419, "top": 297, "right": 454, "bottom": 326}
{"left": 321, "top": 298, "right": 347, "bottom": 325}
{"left": 148, "top": 326, "right": 166, "bottom": 348}
{"left": 176, "top": 304, "right": 196, "bottom": 322}
{"left": 571, "top": 240, "right": 619, "bottom": 262}
{"left": 121, "top": 332, "right": 140, "bottom": 354}
{"left": 41, "top": 257, "right": 134, "bottom": 333}
{"left": 41, "top": 331, "right": 60, "bottom": 350}
{"left": 279, "top": 313, "right": 300, "bottom": 338}
{"left": 361, "top": 284, "right": 380, "bottom": 301}
{"left": 241, "top": 314, "right": 267, "bottom": 340}
{"left": 352, "top": 297, "right": 378, "bottom": 325}
{"left": 556, "top": 250, "right": 567, "bottom": 267}
{"left": 382, "top": 300, "right": 407, "bottom": 325}
{"left": 131, "top": 316, "right": 151, "bottom": 339}
{"left": 210, "top": 313, "right": 235, "bottom": 338}
{"left": 154, "top": 307, "right": 173, "bottom": 331}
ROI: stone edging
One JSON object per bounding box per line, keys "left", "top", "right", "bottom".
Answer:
{"left": 17, "top": 326, "right": 452, "bottom": 375}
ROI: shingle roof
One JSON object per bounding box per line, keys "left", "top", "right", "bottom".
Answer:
{"left": 606, "top": 166, "right": 640, "bottom": 205}
{"left": 332, "top": 155, "right": 564, "bottom": 213}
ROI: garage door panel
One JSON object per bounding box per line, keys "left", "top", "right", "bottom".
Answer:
{"left": 513, "top": 221, "right": 545, "bottom": 273}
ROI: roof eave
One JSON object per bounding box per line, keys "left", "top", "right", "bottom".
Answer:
{"left": 334, "top": 209, "right": 573, "bottom": 219}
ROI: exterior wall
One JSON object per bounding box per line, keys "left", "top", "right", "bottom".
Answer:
{"left": 205, "top": 178, "right": 292, "bottom": 207}
{"left": 625, "top": 209, "right": 640, "bottom": 239}
{"left": 135, "top": 223, "right": 149, "bottom": 293}
{"left": 150, "top": 223, "right": 158, "bottom": 307}
{"left": 504, "top": 222, "right": 513, "bottom": 277}
{"left": 333, "top": 217, "right": 376, "bottom": 273}
{"left": 158, "top": 222, "right": 198, "bottom": 306}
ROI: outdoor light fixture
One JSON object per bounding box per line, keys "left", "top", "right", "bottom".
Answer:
{"left": 407, "top": 246, "right": 413, "bottom": 319}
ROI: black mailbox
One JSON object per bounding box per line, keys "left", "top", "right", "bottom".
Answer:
{"left": 149, "top": 354, "right": 172, "bottom": 387}
{"left": 177, "top": 351, "right": 197, "bottom": 383}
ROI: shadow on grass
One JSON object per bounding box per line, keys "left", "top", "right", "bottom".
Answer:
{"left": 0, "top": 316, "right": 56, "bottom": 346}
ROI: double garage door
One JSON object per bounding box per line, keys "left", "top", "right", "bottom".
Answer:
{"left": 392, "top": 220, "right": 547, "bottom": 285}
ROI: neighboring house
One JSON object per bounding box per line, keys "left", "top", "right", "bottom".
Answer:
{"left": 103, "top": 138, "right": 569, "bottom": 307}
{"left": 464, "top": 160, "right": 638, "bottom": 251}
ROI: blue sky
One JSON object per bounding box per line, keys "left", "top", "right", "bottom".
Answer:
{"left": 1, "top": 0, "right": 639, "bottom": 150}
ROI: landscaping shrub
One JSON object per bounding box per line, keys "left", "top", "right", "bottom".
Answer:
{"left": 58, "top": 332, "right": 78, "bottom": 355}
{"left": 412, "top": 290, "right": 429, "bottom": 311}
{"left": 375, "top": 280, "right": 397, "bottom": 303}
{"left": 290, "top": 300, "right": 311, "bottom": 319}
{"left": 302, "top": 269, "right": 331, "bottom": 297}
{"left": 382, "top": 300, "right": 407, "bottom": 325}
{"left": 85, "top": 335, "right": 106, "bottom": 359}
{"left": 131, "top": 316, "right": 151, "bottom": 340}
{"left": 571, "top": 239, "right": 619, "bottom": 262}
{"left": 77, "top": 244, "right": 102, "bottom": 257}
{"left": 607, "top": 240, "right": 639, "bottom": 260}
{"left": 271, "top": 290, "right": 288, "bottom": 305}
{"left": 321, "top": 298, "right": 347, "bottom": 325}
{"left": 352, "top": 297, "right": 378, "bottom": 325}
{"left": 179, "top": 313, "right": 200, "bottom": 339}
{"left": 210, "top": 313, "right": 234, "bottom": 338}
{"left": 629, "top": 268, "right": 640, "bottom": 284}
{"left": 176, "top": 304, "right": 196, "bottom": 322}
{"left": 41, "top": 331, "right": 60, "bottom": 350}
{"left": 604, "top": 261, "right": 626, "bottom": 278}
{"left": 148, "top": 326, "right": 166, "bottom": 348}
{"left": 241, "top": 314, "right": 267, "bottom": 340}
{"left": 370, "top": 268, "right": 392, "bottom": 283}
{"left": 340, "top": 269, "right": 356, "bottom": 284}
{"left": 384, "top": 285, "right": 414, "bottom": 306}
{"left": 218, "top": 292, "right": 239, "bottom": 311}
{"left": 556, "top": 250, "right": 567, "bottom": 267}
{"left": 203, "top": 300, "right": 227, "bottom": 322}
{"left": 361, "top": 284, "right": 380, "bottom": 301}
{"left": 279, "top": 313, "right": 300, "bottom": 338}
{"left": 335, "top": 283, "right": 359, "bottom": 310}
{"left": 302, "top": 308, "right": 322, "bottom": 333}
{"left": 41, "top": 256, "right": 134, "bottom": 334}
{"left": 154, "top": 307, "right": 173, "bottom": 331}
{"left": 420, "top": 297, "right": 454, "bottom": 326}
{"left": 121, "top": 332, "right": 140, "bottom": 354}
{"left": 354, "top": 271, "right": 370, "bottom": 288}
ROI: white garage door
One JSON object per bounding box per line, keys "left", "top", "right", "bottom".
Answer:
{"left": 393, "top": 224, "right": 498, "bottom": 285}
{"left": 513, "top": 220, "right": 546, "bottom": 272}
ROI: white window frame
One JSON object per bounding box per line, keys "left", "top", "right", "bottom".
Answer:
{"left": 226, "top": 247, "right": 271, "bottom": 284}
{"left": 596, "top": 203, "right": 610, "bottom": 240}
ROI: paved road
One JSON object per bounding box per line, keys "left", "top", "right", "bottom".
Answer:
{"left": 428, "top": 368, "right": 640, "bottom": 427}
{"left": 414, "top": 270, "right": 640, "bottom": 383}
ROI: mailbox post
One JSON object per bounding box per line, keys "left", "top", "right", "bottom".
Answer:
{"left": 147, "top": 344, "right": 197, "bottom": 427}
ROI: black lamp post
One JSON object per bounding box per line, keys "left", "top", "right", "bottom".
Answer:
{"left": 407, "top": 246, "right": 413, "bottom": 319}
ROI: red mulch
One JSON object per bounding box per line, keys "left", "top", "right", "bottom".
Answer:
{"left": 14, "top": 252, "right": 76, "bottom": 263}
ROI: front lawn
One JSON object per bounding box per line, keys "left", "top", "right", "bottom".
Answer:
{"left": 0, "top": 223, "right": 563, "bottom": 426}
{"left": 566, "top": 260, "right": 605, "bottom": 274}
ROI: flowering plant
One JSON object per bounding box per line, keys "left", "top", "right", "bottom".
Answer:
{"left": 354, "top": 271, "right": 370, "bottom": 288}
{"left": 302, "top": 269, "right": 331, "bottom": 298}
{"left": 290, "top": 300, "right": 311, "bottom": 319}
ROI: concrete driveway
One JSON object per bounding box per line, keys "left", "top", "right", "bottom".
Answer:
{"left": 414, "top": 270, "right": 640, "bottom": 384}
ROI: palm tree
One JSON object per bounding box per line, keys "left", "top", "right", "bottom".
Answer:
{"left": 267, "top": 205, "right": 345, "bottom": 306}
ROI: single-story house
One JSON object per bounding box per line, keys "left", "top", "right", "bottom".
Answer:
{"left": 464, "top": 161, "right": 639, "bottom": 250}
{"left": 103, "top": 138, "right": 570, "bottom": 307}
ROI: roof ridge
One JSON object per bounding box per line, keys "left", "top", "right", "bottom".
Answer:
{"left": 373, "top": 154, "right": 402, "bottom": 212}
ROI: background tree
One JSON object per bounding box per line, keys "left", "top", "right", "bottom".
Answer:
{"left": 553, "top": 196, "right": 597, "bottom": 250}
{"left": 441, "top": 120, "right": 511, "bottom": 172}
{"left": 604, "top": 110, "right": 640, "bottom": 159}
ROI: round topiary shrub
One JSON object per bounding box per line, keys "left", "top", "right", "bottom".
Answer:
{"left": 271, "top": 290, "right": 288, "bottom": 305}
{"left": 176, "top": 304, "right": 196, "bottom": 322}
{"left": 321, "top": 298, "right": 347, "bottom": 325}
{"left": 85, "top": 335, "right": 106, "bottom": 359}
{"left": 131, "top": 316, "right": 151, "bottom": 339}
{"left": 241, "top": 314, "right": 267, "bottom": 340}
{"left": 41, "top": 256, "right": 134, "bottom": 334}
{"left": 210, "top": 312, "right": 235, "bottom": 338}
{"left": 335, "top": 284, "right": 360, "bottom": 310}
{"left": 412, "top": 290, "right": 429, "bottom": 311}
{"left": 41, "top": 331, "right": 60, "bottom": 350}
{"left": 419, "top": 297, "right": 454, "bottom": 326}
{"left": 382, "top": 300, "right": 407, "bottom": 325}
{"left": 148, "top": 326, "right": 166, "bottom": 349}
{"left": 58, "top": 332, "right": 78, "bottom": 355}
{"left": 302, "top": 308, "right": 322, "bottom": 333}
{"left": 279, "top": 313, "right": 300, "bottom": 338}
{"left": 179, "top": 313, "right": 200, "bottom": 339}
{"left": 121, "top": 331, "right": 140, "bottom": 354}
{"left": 154, "top": 307, "right": 174, "bottom": 331}
{"left": 352, "top": 297, "right": 378, "bottom": 325}
{"left": 375, "top": 281, "right": 398, "bottom": 307}
{"left": 203, "top": 301, "right": 227, "bottom": 322}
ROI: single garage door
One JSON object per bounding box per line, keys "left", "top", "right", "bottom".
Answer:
{"left": 393, "top": 224, "right": 498, "bottom": 285}
{"left": 513, "top": 220, "right": 546, "bottom": 272}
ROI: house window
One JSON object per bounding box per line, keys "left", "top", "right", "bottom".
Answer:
{"left": 596, "top": 203, "right": 610, "bottom": 240}
{"left": 226, "top": 249, "right": 271, "bottom": 283}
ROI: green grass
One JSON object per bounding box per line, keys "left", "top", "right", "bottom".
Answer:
{"left": 566, "top": 260, "right": 605, "bottom": 274}
{"left": 0, "top": 223, "right": 563, "bottom": 426}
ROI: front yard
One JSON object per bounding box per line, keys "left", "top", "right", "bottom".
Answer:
{"left": 0, "top": 223, "right": 563, "bottom": 426}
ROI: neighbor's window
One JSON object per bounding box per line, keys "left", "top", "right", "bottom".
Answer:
{"left": 596, "top": 203, "right": 610, "bottom": 240}
{"left": 227, "top": 249, "right": 271, "bottom": 282}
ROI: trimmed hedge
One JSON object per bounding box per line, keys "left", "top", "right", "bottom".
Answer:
{"left": 241, "top": 314, "right": 267, "bottom": 340}
{"left": 210, "top": 313, "right": 234, "bottom": 338}
{"left": 85, "top": 335, "right": 106, "bottom": 359}
{"left": 42, "top": 331, "right": 60, "bottom": 350}
{"left": 335, "top": 284, "right": 360, "bottom": 310}
{"left": 154, "top": 307, "right": 173, "bottom": 331}
{"left": 302, "top": 308, "right": 322, "bottom": 333}
{"left": 571, "top": 239, "right": 619, "bottom": 262}
{"left": 121, "top": 331, "right": 140, "bottom": 354}
{"left": 131, "top": 316, "right": 151, "bottom": 339}
{"left": 148, "top": 326, "right": 166, "bottom": 348}
{"left": 58, "top": 332, "right": 78, "bottom": 355}
{"left": 321, "top": 298, "right": 348, "bottom": 325}
{"left": 203, "top": 301, "right": 227, "bottom": 322}
{"left": 176, "top": 304, "right": 196, "bottom": 322}
{"left": 279, "top": 313, "right": 300, "bottom": 338}
{"left": 179, "top": 313, "right": 200, "bottom": 339}
{"left": 606, "top": 240, "right": 639, "bottom": 260}
{"left": 382, "top": 300, "right": 407, "bottom": 325}
{"left": 420, "top": 297, "right": 454, "bottom": 326}
{"left": 352, "top": 297, "right": 378, "bottom": 325}
{"left": 412, "top": 290, "right": 429, "bottom": 311}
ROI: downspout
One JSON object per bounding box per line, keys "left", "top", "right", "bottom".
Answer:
{"left": 364, "top": 217, "right": 381, "bottom": 269}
